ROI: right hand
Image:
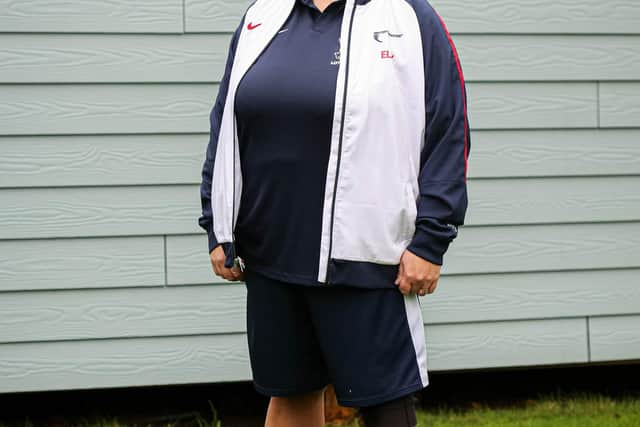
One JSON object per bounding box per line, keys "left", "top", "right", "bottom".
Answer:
{"left": 210, "top": 245, "right": 244, "bottom": 281}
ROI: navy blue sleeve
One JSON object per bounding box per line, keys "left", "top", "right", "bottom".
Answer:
{"left": 405, "top": 0, "right": 470, "bottom": 265}
{"left": 198, "top": 16, "right": 245, "bottom": 254}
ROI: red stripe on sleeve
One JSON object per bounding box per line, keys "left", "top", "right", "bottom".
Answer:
{"left": 433, "top": 10, "right": 469, "bottom": 181}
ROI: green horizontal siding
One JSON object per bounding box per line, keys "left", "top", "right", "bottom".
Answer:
{"left": 429, "top": 0, "right": 640, "bottom": 34}
{"left": 184, "top": 0, "right": 640, "bottom": 34}
{"left": 0, "top": 318, "right": 589, "bottom": 393}
{"left": 167, "top": 223, "right": 640, "bottom": 281}
{"left": 590, "top": 315, "right": 640, "bottom": 362}
{"left": 0, "top": 83, "right": 598, "bottom": 135}
{"left": 1, "top": 0, "right": 639, "bottom": 394}
{"left": 0, "top": 0, "right": 184, "bottom": 33}
{"left": 3, "top": 35, "right": 640, "bottom": 82}
{"left": 600, "top": 83, "right": 640, "bottom": 127}
{"left": 1, "top": 177, "right": 640, "bottom": 240}
{"left": 0, "top": 237, "right": 164, "bottom": 291}
{"left": 2, "top": 129, "right": 639, "bottom": 188}
{"left": 3, "top": 0, "right": 640, "bottom": 35}
{"left": 2, "top": 269, "right": 640, "bottom": 344}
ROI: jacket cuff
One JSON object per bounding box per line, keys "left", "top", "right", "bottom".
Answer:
{"left": 206, "top": 227, "right": 235, "bottom": 269}
{"left": 222, "top": 241, "right": 235, "bottom": 269}
{"left": 405, "top": 222, "right": 454, "bottom": 265}
{"left": 207, "top": 228, "right": 220, "bottom": 254}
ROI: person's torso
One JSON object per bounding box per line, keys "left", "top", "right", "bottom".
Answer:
{"left": 233, "top": 0, "right": 346, "bottom": 284}
{"left": 211, "top": 0, "right": 429, "bottom": 287}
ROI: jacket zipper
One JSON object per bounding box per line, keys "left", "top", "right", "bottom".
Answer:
{"left": 231, "top": 114, "right": 244, "bottom": 272}
{"left": 231, "top": 13, "right": 297, "bottom": 273}
{"left": 325, "top": 0, "right": 358, "bottom": 284}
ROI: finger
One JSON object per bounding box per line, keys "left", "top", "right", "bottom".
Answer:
{"left": 411, "top": 279, "right": 422, "bottom": 295}
{"left": 220, "top": 267, "right": 235, "bottom": 281}
{"left": 427, "top": 278, "right": 439, "bottom": 293}
{"left": 397, "top": 262, "right": 412, "bottom": 293}
{"left": 395, "top": 260, "right": 405, "bottom": 286}
{"left": 409, "top": 276, "right": 426, "bottom": 295}
{"left": 401, "top": 265, "right": 415, "bottom": 291}
{"left": 398, "top": 276, "right": 412, "bottom": 295}
{"left": 419, "top": 279, "right": 434, "bottom": 295}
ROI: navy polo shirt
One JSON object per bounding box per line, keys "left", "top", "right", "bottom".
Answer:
{"left": 233, "top": 0, "right": 345, "bottom": 285}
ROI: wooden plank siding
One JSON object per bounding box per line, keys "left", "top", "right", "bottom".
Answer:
{"left": 590, "top": 315, "right": 640, "bottom": 362}
{"left": 183, "top": 0, "right": 640, "bottom": 34}
{"left": 2, "top": 269, "right": 640, "bottom": 343}
{"left": 3, "top": 35, "right": 640, "bottom": 83}
{"left": 600, "top": 83, "right": 640, "bottom": 128}
{"left": 0, "top": 83, "right": 598, "bottom": 135}
{"left": 166, "top": 223, "right": 640, "bottom": 284}
{"left": 1, "top": 178, "right": 640, "bottom": 240}
{"left": 0, "top": 319, "right": 589, "bottom": 393}
{"left": 0, "top": 237, "right": 164, "bottom": 291}
{"left": 2, "top": 129, "right": 640, "bottom": 188}
{"left": 0, "top": 0, "right": 184, "bottom": 33}
{"left": 0, "top": 0, "right": 639, "bottom": 393}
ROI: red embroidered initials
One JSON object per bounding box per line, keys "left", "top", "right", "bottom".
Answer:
{"left": 380, "top": 50, "right": 394, "bottom": 59}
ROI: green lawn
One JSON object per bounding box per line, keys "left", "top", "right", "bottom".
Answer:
{"left": 337, "top": 392, "right": 640, "bottom": 427}
{"left": 2, "top": 391, "right": 639, "bottom": 426}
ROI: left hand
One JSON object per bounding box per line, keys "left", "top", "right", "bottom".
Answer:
{"left": 394, "top": 249, "right": 441, "bottom": 296}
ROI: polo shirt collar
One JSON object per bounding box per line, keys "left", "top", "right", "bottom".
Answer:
{"left": 298, "top": 0, "right": 370, "bottom": 9}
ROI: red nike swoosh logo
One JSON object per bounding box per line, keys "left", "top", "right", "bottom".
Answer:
{"left": 247, "top": 22, "right": 262, "bottom": 30}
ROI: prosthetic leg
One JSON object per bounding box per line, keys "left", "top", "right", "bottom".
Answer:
{"left": 358, "top": 393, "right": 418, "bottom": 427}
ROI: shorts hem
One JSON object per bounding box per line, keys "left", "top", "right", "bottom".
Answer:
{"left": 252, "top": 380, "right": 330, "bottom": 398}
{"left": 336, "top": 381, "right": 427, "bottom": 408}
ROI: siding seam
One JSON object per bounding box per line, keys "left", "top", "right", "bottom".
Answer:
{"left": 596, "top": 81, "right": 600, "bottom": 128}
{"left": 586, "top": 316, "right": 592, "bottom": 362}
{"left": 163, "top": 235, "right": 168, "bottom": 287}
{"left": 181, "top": 0, "right": 187, "bottom": 33}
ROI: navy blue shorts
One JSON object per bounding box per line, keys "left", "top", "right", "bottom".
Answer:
{"left": 243, "top": 265, "right": 429, "bottom": 408}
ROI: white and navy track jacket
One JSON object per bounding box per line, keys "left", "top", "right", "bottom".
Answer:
{"left": 198, "top": 0, "right": 470, "bottom": 287}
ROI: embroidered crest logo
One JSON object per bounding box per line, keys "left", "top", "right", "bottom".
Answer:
{"left": 373, "top": 30, "right": 402, "bottom": 59}
{"left": 373, "top": 30, "right": 403, "bottom": 42}
{"left": 330, "top": 37, "right": 341, "bottom": 65}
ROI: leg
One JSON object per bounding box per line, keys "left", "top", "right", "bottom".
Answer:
{"left": 304, "top": 285, "right": 429, "bottom": 408}
{"left": 265, "top": 386, "right": 327, "bottom": 427}
{"left": 359, "top": 392, "right": 418, "bottom": 427}
{"left": 243, "top": 266, "right": 331, "bottom": 425}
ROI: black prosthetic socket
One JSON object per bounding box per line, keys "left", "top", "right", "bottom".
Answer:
{"left": 359, "top": 393, "right": 418, "bottom": 427}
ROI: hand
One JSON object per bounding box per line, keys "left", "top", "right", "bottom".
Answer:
{"left": 210, "top": 245, "right": 244, "bottom": 281}
{"left": 394, "top": 249, "right": 440, "bottom": 296}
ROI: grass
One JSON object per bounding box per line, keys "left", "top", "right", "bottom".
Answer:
{"left": 418, "top": 392, "right": 639, "bottom": 427}
{"left": 2, "top": 391, "right": 639, "bottom": 426}
{"left": 335, "top": 391, "right": 640, "bottom": 427}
